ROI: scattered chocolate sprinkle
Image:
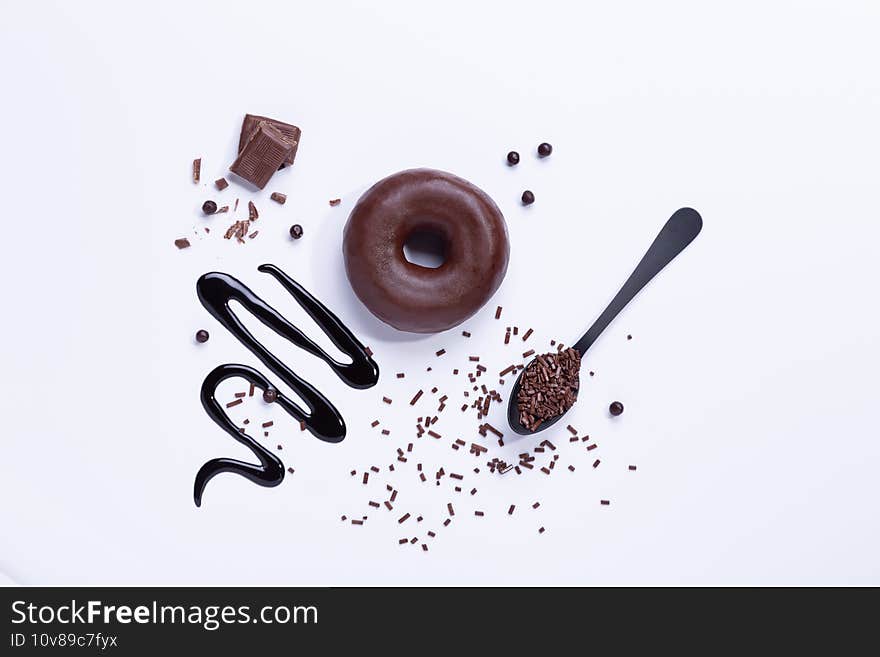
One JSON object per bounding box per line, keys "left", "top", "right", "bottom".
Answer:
{"left": 225, "top": 399, "right": 243, "bottom": 409}
{"left": 628, "top": 465, "right": 637, "bottom": 471}
{"left": 435, "top": 349, "right": 446, "bottom": 357}
{"left": 262, "top": 420, "right": 274, "bottom": 428}
{"left": 568, "top": 465, "right": 576, "bottom": 472}
{"left": 447, "top": 503, "right": 455, "bottom": 516}
{"left": 538, "top": 526, "right": 546, "bottom": 534}
{"left": 443, "top": 519, "right": 451, "bottom": 527}
{"left": 593, "top": 459, "right": 601, "bottom": 468}
{"left": 287, "top": 467, "right": 294, "bottom": 474}
{"left": 192, "top": 158, "right": 201, "bottom": 183}
{"left": 586, "top": 444, "right": 597, "bottom": 451}
{"left": 382, "top": 397, "right": 392, "bottom": 404}
{"left": 396, "top": 372, "right": 405, "bottom": 379}
{"left": 371, "top": 420, "right": 380, "bottom": 428}
{"left": 233, "top": 198, "right": 239, "bottom": 212}
{"left": 600, "top": 500, "right": 610, "bottom": 506}
{"left": 532, "top": 502, "right": 540, "bottom": 509}
{"left": 398, "top": 513, "right": 410, "bottom": 523}
{"left": 174, "top": 238, "right": 191, "bottom": 249}
{"left": 566, "top": 425, "right": 577, "bottom": 435}
{"left": 362, "top": 473, "right": 369, "bottom": 484}
{"left": 398, "top": 538, "right": 408, "bottom": 545}
{"left": 474, "top": 510, "right": 484, "bottom": 517}
{"left": 351, "top": 519, "right": 364, "bottom": 525}
{"left": 522, "top": 328, "right": 533, "bottom": 342}
{"left": 522, "top": 349, "right": 535, "bottom": 358}
{"left": 381, "top": 429, "right": 390, "bottom": 435}
{"left": 195, "top": 329, "right": 209, "bottom": 343}
{"left": 495, "top": 306, "right": 503, "bottom": 319}
{"left": 469, "top": 356, "right": 480, "bottom": 362}
{"left": 216, "top": 205, "right": 229, "bottom": 213}
{"left": 422, "top": 544, "right": 428, "bottom": 552}
{"left": 627, "top": 334, "right": 632, "bottom": 340}
{"left": 329, "top": 198, "right": 341, "bottom": 207}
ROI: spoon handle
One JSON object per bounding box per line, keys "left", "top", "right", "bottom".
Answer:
{"left": 573, "top": 208, "right": 702, "bottom": 355}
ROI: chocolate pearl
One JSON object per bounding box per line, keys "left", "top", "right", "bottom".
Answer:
{"left": 609, "top": 401, "right": 624, "bottom": 416}
{"left": 521, "top": 190, "right": 535, "bottom": 205}
{"left": 195, "top": 329, "right": 209, "bottom": 343}
{"left": 263, "top": 388, "right": 278, "bottom": 403}
{"left": 289, "top": 224, "right": 304, "bottom": 239}
{"left": 537, "top": 142, "right": 553, "bottom": 157}
{"left": 202, "top": 200, "right": 218, "bottom": 215}
{"left": 506, "top": 151, "right": 520, "bottom": 166}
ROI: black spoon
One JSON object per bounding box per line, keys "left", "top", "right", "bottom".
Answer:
{"left": 507, "top": 207, "right": 703, "bottom": 435}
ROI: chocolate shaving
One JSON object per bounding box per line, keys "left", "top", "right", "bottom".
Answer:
{"left": 329, "top": 198, "right": 341, "bottom": 206}
{"left": 270, "top": 192, "right": 287, "bottom": 204}
{"left": 174, "top": 238, "right": 191, "bottom": 249}
{"left": 192, "top": 158, "right": 201, "bottom": 183}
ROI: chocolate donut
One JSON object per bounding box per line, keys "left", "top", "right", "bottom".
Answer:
{"left": 343, "top": 169, "right": 509, "bottom": 333}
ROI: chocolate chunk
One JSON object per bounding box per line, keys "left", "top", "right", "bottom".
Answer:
{"left": 507, "top": 151, "right": 520, "bottom": 166}
{"left": 238, "top": 114, "right": 301, "bottom": 168}
{"left": 521, "top": 190, "right": 535, "bottom": 205}
{"left": 230, "top": 122, "right": 294, "bottom": 189}
{"left": 289, "top": 224, "right": 303, "bottom": 239}
{"left": 215, "top": 178, "right": 228, "bottom": 191}
{"left": 537, "top": 142, "right": 553, "bottom": 157}
{"left": 192, "top": 158, "right": 201, "bottom": 183}
{"left": 174, "top": 238, "right": 191, "bottom": 249}
{"left": 202, "top": 200, "right": 217, "bottom": 215}
{"left": 609, "top": 401, "right": 624, "bottom": 416}
{"left": 270, "top": 192, "right": 287, "bottom": 204}
{"left": 329, "top": 198, "right": 342, "bottom": 206}
{"left": 262, "top": 388, "right": 278, "bottom": 403}
{"left": 195, "top": 329, "right": 209, "bottom": 343}
{"left": 248, "top": 201, "right": 259, "bottom": 220}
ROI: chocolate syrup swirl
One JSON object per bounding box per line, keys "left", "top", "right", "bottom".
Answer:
{"left": 194, "top": 264, "right": 379, "bottom": 506}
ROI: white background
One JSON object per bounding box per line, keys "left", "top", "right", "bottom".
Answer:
{"left": 1, "top": 0, "right": 878, "bottom": 585}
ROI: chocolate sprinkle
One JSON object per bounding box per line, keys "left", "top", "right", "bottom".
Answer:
{"left": 516, "top": 347, "right": 582, "bottom": 431}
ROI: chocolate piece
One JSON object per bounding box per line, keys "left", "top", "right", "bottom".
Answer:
{"left": 202, "top": 200, "right": 217, "bottom": 215}
{"left": 215, "top": 178, "right": 228, "bottom": 191}
{"left": 329, "top": 198, "right": 341, "bottom": 206}
{"left": 195, "top": 329, "right": 209, "bottom": 343}
{"left": 289, "top": 224, "right": 303, "bottom": 239}
{"left": 537, "top": 142, "right": 553, "bottom": 157}
{"left": 270, "top": 192, "right": 287, "bottom": 204}
{"left": 238, "top": 114, "right": 301, "bottom": 168}
{"left": 230, "top": 122, "right": 294, "bottom": 189}
{"left": 193, "top": 158, "right": 201, "bottom": 183}
{"left": 248, "top": 201, "right": 259, "bottom": 221}
{"left": 174, "top": 238, "right": 191, "bottom": 249}
{"left": 609, "top": 401, "right": 624, "bottom": 416}
{"left": 506, "top": 151, "right": 520, "bottom": 166}
{"left": 521, "top": 190, "right": 535, "bottom": 205}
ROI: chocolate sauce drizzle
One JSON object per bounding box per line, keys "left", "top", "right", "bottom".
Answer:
{"left": 194, "top": 264, "right": 379, "bottom": 506}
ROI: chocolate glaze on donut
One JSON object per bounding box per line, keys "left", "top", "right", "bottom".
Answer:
{"left": 343, "top": 169, "right": 509, "bottom": 333}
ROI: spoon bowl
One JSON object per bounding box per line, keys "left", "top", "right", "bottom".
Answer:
{"left": 507, "top": 207, "right": 703, "bottom": 435}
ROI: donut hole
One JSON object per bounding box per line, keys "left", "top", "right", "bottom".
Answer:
{"left": 403, "top": 229, "right": 447, "bottom": 269}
